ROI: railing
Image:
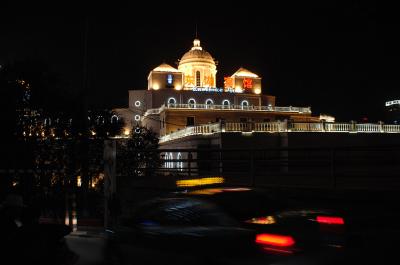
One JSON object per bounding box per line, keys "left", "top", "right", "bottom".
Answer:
{"left": 144, "top": 108, "right": 162, "bottom": 116}
{"left": 357, "top": 123, "right": 381, "bottom": 133}
{"left": 162, "top": 103, "right": 312, "bottom": 113}
{"left": 291, "top": 122, "right": 323, "bottom": 132}
{"left": 159, "top": 121, "right": 400, "bottom": 143}
{"left": 254, "top": 122, "right": 286, "bottom": 132}
{"left": 160, "top": 123, "right": 221, "bottom": 142}
{"left": 384, "top": 124, "right": 400, "bottom": 133}
{"left": 325, "top": 123, "right": 352, "bottom": 132}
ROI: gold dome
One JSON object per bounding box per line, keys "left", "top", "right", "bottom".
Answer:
{"left": 179, "top": 39, "right": 215, "bottom": 65}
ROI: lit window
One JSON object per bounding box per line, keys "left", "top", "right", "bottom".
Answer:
{"left": 167, "top": 74, "right": 173, "bottom": 85}
{"left": 168, "top": 97, "right": 177, "bottom": 105}
{"left": 164, "top": 152, "right": 174, "bottom": 169}
{"left": 177, "top": 153, "right": 183, "bottom": 171}
{"left": 135, "top": 100, "right": 141, "bottom": 107}
{"left": 169, "top": 152, "right": 174, "bottom": 168}
{"left": 196, "top": 71, "right": 201, "bottom": 87}
{"left": 188, "top": 98, "right": 196, "bottom": 108}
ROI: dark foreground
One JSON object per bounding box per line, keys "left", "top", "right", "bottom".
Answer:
{"left": 63, "top": 187, "right": 400, "bottom": 265}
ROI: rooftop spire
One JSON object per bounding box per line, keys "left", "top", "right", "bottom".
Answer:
{"left": 192, "top": 38, "right": 202, "bottom": 50}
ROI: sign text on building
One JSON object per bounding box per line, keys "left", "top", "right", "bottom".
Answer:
{"left": 386, "top": 100, "right": 400, "bottom": 106}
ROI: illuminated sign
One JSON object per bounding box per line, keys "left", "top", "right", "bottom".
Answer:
{"left": 243, "top": 78, "right": 253, "bottom": 89}
{"left": 224, "top": 77, "right": 233, "bottom": 88}
{"left": 204, "top": 76, "right": 214, "bottom": 86}
{"left": 386, "top": 100, "right": 400, "bottom": 106}
{"left": 192, "top": 87, "right": 223, "bottom": 92}
{"left": 191, "top": 87, "right": 242, "bottom": 93}
{"left": 185, "top": 75, "right": 194, "bottom": 86}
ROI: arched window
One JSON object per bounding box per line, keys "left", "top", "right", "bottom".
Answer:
{"left": 205, "top": 99, "right": 214, "bottom": 108}
{"left": 168, "top": 152, "right": 174, "bottom": 168}
{"left": 222, "top": 99, "right": 230, "bottom": 109}
{"left": 241, "top": 100, "right": 249, "bottom": 109}
{"left": 196, "top": 71, "right": 201, "bottom": 87}
{"left": 177, "top": 152, "right": 183, "bottom": 171}
{"left": 111, "top": 115, "right": 119, "bottom": 123}
{"left": 164, "top": 153, "right": 169, "bottom": 168}
{"left": 188, "top": 98, "right": 196, "bottom": 108}
{"left": 168, "top": 97, "right": 177, "bottom": 106}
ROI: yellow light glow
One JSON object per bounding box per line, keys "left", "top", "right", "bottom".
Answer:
{"left": 153, "top": 63, "right": 180, "bottom": 72}
{"left": 153, "top": 83, "right": 160, "bottom": 90}
{"left": 188, "top": 187, "right": 251, "bottom": 195}
{"left": 176, "top": 177, "right": 224, "bottom": 187}
{"left": 233, "top": 68, "right": 259, "bottom": 78}
{"left": 235, "top": 86, "right": 243, "bottom": 93}
{"left": 246, "top": 216, "right": 276, "bottom": 225}
{"left": 188, "top": 188, "right": 225, "bottom": 195}
{"left": 174, "top": 84, "right": 182, "bottom": 90}
{"left": 91, "top": 173, "right": 104, "bottom": 189}
{"left": 77, "top": 176, "right": 82, "bottom": 187}
{"left": 124, "top": 129, "right": 130, "bottom": 136}
{"left": 91, "top": 131, "right": 96, "bottom": 136}
{"left": 254, "top": 88, "right": 261, "bottom": 94}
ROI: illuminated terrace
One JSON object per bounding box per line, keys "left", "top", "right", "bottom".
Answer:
{"left": 159, "top": 121, "right": 400, "bottom": 143}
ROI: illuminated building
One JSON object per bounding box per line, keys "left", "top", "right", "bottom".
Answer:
{"left": 116, "top": 38, "right": 320, "bottom": 137}
{"left": 385, "top": 99, "right": 400, "bottom": 124}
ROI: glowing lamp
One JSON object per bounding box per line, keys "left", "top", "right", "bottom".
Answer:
{"left": 124, "top": 129, "right": 130, "bottom": 136}
{"left": 174, "top": 84, "right": 182, "bottom": 90}
{"left": 77, "top": 176, "right": 82, "bottom": 187}
{"left": 153, "top": 83, "right": 160, "bottom": 90}
{"left": 254, "top": 88, "right": 261, "bottom": 94}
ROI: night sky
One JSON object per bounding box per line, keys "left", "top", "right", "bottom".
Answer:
{"left": 1, "top": 1, "right": 398, "bottom": 122}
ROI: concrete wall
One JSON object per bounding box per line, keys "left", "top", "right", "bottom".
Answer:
{"left": 128, "top": 89, "right": 276, "bottom": 111}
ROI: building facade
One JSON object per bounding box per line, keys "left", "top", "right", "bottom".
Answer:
{"left": 116, "top": 38, "right": 320, "bottom": 136}
{"left": 385, "top": 99, "right": 400, "bottom": 124}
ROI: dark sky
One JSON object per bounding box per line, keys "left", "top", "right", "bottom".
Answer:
{"left": 1, "top": 1, "right": 398, "bottom": 122}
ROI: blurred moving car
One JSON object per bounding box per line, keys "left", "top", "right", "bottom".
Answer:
{"left": 106, "top": 187, "right": 346, "bottom": 265}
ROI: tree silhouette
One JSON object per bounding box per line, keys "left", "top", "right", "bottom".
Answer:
{"left": 118, "top": 126, "right": 161, "bottom": 178}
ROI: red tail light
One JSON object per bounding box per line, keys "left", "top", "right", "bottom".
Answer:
{"left": 255, "top": 233, "right": 296, "bottom": 247}
{"left": 316, "top": 216, "right": 344, "bottom": 225}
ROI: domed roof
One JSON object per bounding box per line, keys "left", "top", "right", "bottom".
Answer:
{"left": 179, "top": 39, "right": 215, "bottom": 65}
{"left": 232, "top": 67, "right": 259, "bottom": 78}
{"left": 152, "top": 63, "right": 180, "bottom": 73}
